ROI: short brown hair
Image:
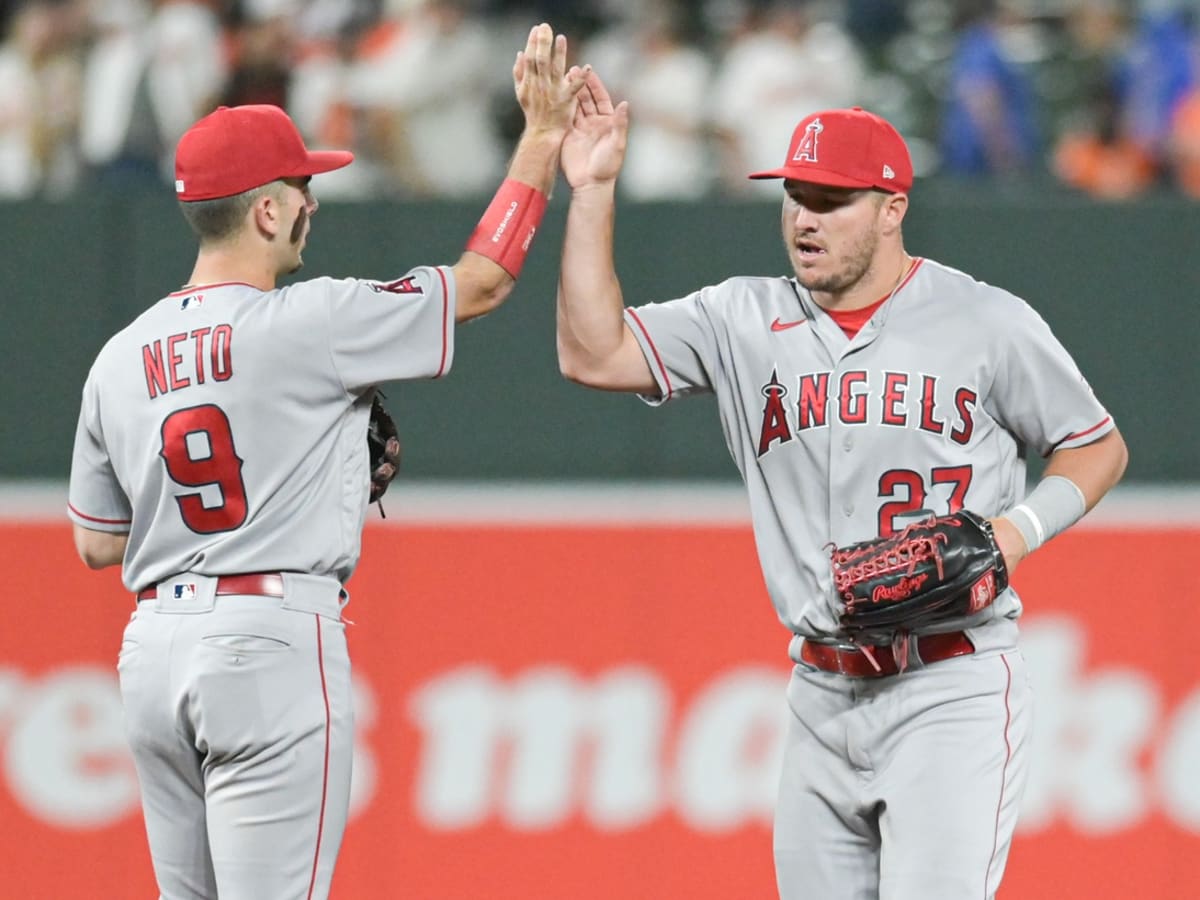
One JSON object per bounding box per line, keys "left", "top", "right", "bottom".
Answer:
{"left": 178, "top": 181, "right": 285, "bottom": 244}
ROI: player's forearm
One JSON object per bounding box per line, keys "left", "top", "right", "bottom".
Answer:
{"left": 1043, "top": 427, "right": 1129, "bottom": 511}
{"left": 73, "top": 524, "right": 128, "bottom": 569}
{"left": 556, "top": 182, "right": 627, "bottom": 379}
{"left": 506, "top": 128, "right": 568, "bottom": 197}
{"left": 455, "top": 130, "right": 565, "bottom": 322}
{"left": 995, "top": 427, "right": 1129, "bottom": 567}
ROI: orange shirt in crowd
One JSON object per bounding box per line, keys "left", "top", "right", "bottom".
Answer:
{"left": 1168, "top": 90, "right": 1200, "bottom": 197}
{"left": 1053, "top": 130, "right": 1157, "bottom": 199}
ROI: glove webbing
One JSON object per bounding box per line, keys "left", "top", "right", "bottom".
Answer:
{"left": 832, "top": 521, "right": 949, "bottom": 601}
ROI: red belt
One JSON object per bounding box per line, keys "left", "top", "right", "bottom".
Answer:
{"left": 800, "top": 631, "right": 975, "bottom": 677}
{"left": 136, "top": 573, "right": 285, "bottom": 602}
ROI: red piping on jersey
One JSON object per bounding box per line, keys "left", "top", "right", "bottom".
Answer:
{"left": 306, "top": 616, "right": 332, "bottom": 900}
{"left": 1047, "top": 416, "right": 1112, "bottom": 455}
{"left": 897, "top": 256, "right": 923, "bottom": 292}
{"left": 435, "top": 266, "right": 450, "bottom": 378}
{"left": 984, "top": 654, "right": 1015, "bottom": 898}
{"left": 67, "top": 503, "right": 132, "bottom": 526}
{"left": 166, "top": 282, "right": 259, "bottom": 295}
{"left": 626, "top": 308, "right": 672, "bottom": 400}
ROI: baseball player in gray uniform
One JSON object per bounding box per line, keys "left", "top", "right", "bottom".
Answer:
{"left": 555, "top": 76, "right": 1129, "bottom": 899}
{"left": 68, "top": 24, "right": 585, "bottom": 900}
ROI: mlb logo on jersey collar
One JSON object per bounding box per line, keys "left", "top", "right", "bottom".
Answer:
{"left": 181, "top": 294, "right": 204, "bottom": 310}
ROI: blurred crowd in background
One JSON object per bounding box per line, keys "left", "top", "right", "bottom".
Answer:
{"left": 1, "top": 0, "right": 1199, "bottom": 202}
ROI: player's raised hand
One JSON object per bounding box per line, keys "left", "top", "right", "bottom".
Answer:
{"left": 561, "top": 69, "right": 630, "bottom": 189}
{"left": 513, "top": 23, "right": 588, "bottom": 140}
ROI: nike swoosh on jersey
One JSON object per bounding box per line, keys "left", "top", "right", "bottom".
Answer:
{"left": 770, "top": 317, "right": 809, "bottom": 331}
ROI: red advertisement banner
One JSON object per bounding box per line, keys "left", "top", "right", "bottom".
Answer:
{"left": 0, "top": 512, "right": 1196, "bottom": 898}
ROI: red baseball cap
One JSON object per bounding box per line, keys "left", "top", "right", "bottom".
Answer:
{"left": 174, "top": 105, "right": 354, "bottom": 201}
{"left": 748, "top": 107, "right": 913, "bottom": 192}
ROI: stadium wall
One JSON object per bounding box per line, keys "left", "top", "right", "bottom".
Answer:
{"left": 1, "top": 483, "right": 1197, "bottom": 899}
{"left": 1, "top": 190, "right": 1196, "bottom": 483}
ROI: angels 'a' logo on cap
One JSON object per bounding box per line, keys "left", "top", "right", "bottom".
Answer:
{"left": 792, "top": 118, "right": 824, "bottom": 163}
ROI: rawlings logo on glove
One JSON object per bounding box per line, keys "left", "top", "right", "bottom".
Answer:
{"left": 872, "top": 572, "right": 931, "bottom": 603}
{"left": 830, "top": 510, "right": 1008, "bottom": 639}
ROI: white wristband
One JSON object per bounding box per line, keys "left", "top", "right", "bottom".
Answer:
{"left": 1002, "top": 475, "right": 1087, "bottom": 553}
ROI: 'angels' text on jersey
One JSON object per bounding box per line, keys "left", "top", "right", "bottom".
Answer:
{"left": 757, "top": 368, "right": 975, "bottom": 457}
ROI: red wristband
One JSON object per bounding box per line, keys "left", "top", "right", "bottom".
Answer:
{"left": 465, "top": 179, "right": 548, "bottom": 278}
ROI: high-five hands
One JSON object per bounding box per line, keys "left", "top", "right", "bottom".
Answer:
{"left": 514, "top": 23, "right": 589, "bottom": 141}
{"left": 561, "top": 70, "right": 630, "bottom": 189}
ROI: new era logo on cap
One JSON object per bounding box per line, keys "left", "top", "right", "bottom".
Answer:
{"left": 748, "top": 107, "right": 913, "bottom": 192}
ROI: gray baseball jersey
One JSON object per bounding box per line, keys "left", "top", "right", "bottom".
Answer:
{"left": 68, "top": 267, "right": 455, "bottom": 589}
{"left": 625, "top": 256, "right": 1107, "bottom": 898}
{"left": 624, "top": 257, "right": 1113, "bottom": 646}
{"left": 68, "top": 266, "right": 454, "bottom": 898}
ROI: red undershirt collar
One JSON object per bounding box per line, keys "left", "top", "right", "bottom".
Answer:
{"left": 826, "top": 295, "right": 889, "bottom": 339}
{"left": 824, "top": 257, "right": 920, "bottom": 338}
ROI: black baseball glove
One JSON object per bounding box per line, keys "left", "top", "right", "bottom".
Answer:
{"left": 367, "top": 393, "right": 401, "bottom": 507}
{"left": 830, "top": 510, "right": 1008, "bottom": 638}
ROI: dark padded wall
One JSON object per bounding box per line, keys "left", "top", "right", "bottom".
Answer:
{"left": 2, "top": 189, "right": 1194, "bottom": 483}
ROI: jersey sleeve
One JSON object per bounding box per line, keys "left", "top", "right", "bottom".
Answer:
{"left": 988, "top": 297, "right": 1114, "bottom": 455}
{"left": 623, "top": 289, "right": 721, "bottom": 404}
{"left": 67, "top": 374, "right": 132, "bottom": 533}
{"left": 323, "top": 265, "right": 456, "bottom": 394}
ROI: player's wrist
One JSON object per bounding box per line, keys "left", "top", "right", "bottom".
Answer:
{"left": 505, "top": 131, "right": 565, "bottom": 195}
{"left": 999, "top": 475, "right": 1087, "bottom": 554}
{"left": 464, "top": 178, "right": 549, "bottom": 279}
{"left": 513, "top": 128, "right": 568, "bottom": 171}
{"left": 988, "top": 515, "right": 1030, "bottom": 573}
{"left": 570, "top": 180, "right": 618, "bottom": 200}
{"left": 518, "top": 124, "right": 569, "bottom": 147}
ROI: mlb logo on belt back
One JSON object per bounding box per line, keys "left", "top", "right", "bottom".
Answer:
{"left": 173, "top": 583, "right": 197, "bottom": 600}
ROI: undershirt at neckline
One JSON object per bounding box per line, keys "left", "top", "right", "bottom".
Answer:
{"left": 822, "top": 257, "right": 922, "bottom": 338}
{"left": 826, "top": 295, "right": 889, "bottom": 339}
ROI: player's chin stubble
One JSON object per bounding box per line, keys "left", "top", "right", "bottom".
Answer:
{"left": 792, "top": 229, "right": 877, "bottom": 295}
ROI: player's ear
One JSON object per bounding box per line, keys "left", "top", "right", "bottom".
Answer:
{"left": 880, "top": 192, "right": 908, "bottom": 234}
{"left": 252, "top": 184, "right": 284, "bottom": 238}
